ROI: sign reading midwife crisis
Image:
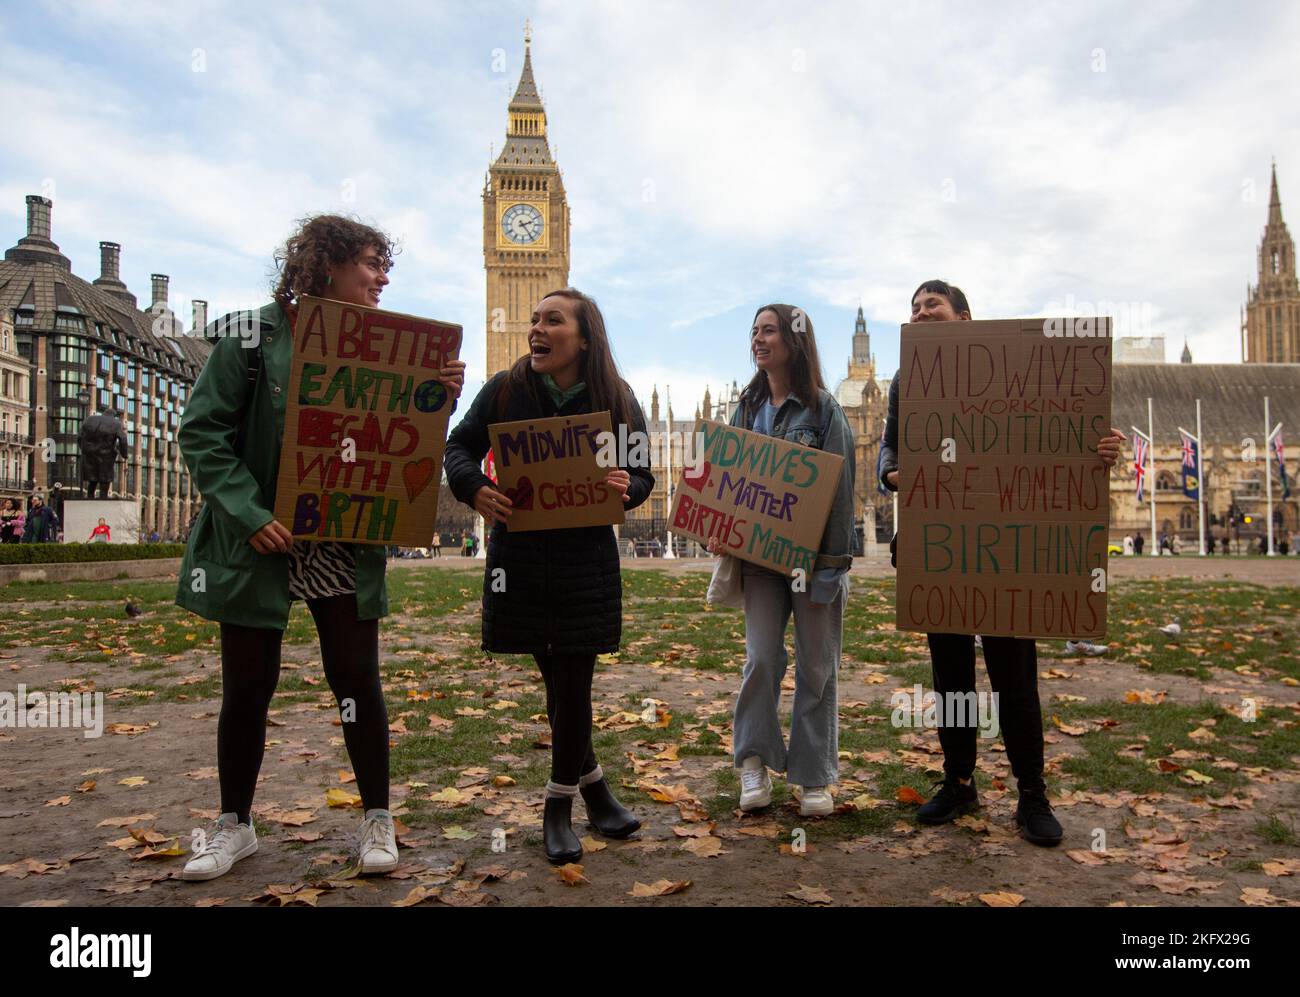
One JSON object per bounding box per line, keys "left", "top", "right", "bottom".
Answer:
{"left": 488, "top": 411, "right": 625, "bottom": 532}
{"left": 669, "top": 420, "right": 843, "bottom": 576}
{"left": 896, "top": 318, "right": 1113, "bottom": 639}
{"left": 272, "top": 295, "right": 462, "bottom": 546}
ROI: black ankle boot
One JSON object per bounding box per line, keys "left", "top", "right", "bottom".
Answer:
{"left": 543, "top": 795, "right": 583, "bottom": 864}
{"left": 1015, "top": 789, "right": 1063, "bottom": 847}
{"left": 580, "top": 777, "right": 641, "bottom": 838}
{"left": 916, "top": 776, "right": 980, "bottom": 825}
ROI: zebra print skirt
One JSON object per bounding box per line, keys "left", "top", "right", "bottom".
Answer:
{"left": 286, "top": 540, "right": 357, "bottom": 601}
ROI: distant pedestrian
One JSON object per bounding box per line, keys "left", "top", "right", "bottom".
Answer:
{"left": 21, "top": 496, "right": 58, "bottom": 543}
{"left": 88, "top": 517, "right": 111, "bottom": 543}
{"left": 1134, "top": 533, "right": 1145, "bottom": 556}
{"left": 431, "top": 531, "right": 442, "bottom": 558}
{"left": 1122, "top": 534, "right": 1134, "bottom": 556}
{"left": 0, "top": 498, "right": 21, "bottom": 543}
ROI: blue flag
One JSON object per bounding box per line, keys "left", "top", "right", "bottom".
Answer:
{"left": 1180, "top": 430, "right": 1200, "bottom": 500}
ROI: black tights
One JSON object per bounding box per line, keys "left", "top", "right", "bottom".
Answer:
{"left": 533, "top": 652, "right": 598, "bottom": 785}
{"left": 217, "top": 594, "right": 389, "bottom": 823}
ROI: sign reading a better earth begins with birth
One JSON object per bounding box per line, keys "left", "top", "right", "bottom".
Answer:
{"left": 273, "top": 295, "right": 462, "bottom": 546}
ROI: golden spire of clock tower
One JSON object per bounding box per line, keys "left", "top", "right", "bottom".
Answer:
{"left": 483, "top": 24, "right": 571, "bottom": 378}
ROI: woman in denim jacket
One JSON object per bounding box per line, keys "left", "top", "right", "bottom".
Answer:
{"left": 707, "top": 303, "right": 856, "bottom": 817}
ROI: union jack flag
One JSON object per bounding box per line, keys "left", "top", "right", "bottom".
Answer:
{"left": 1180, "top": 430, "right": 1196, "bottom": 469}
{"left": 1134, "top": 435, "right": 1149, "bottom": 503}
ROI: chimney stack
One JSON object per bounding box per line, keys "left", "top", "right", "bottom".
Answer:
{"left": 151, "top": 274, "right": 170, "bottom": 309}
{"left": 91, "top": 239, "right": 137, "bottom": 308}
{"left": 192, "top": 299, "right": 208, "bottom": 333}
{"left": 4, "top": 194, "right": 71, "bottom": 269}
{"left": 26, "top": 195, "right": 52, "bottom": 241}
{"left": 99, "top": 241, "right": 121, "bottom": 281}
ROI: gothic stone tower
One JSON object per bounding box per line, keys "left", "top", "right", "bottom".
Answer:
{"left": 1243, "top": 162, "right": 1300, "bottom": 363}
{"left": 483, "top": 24, "right": 571, "bottom": 378}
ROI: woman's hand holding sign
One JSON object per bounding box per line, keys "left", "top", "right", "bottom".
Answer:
{"left": 474, "top": 485, "right": 514, "bottom": 524}
{"left": 1098, "top": 428, "right": 1126, "bottom": 468}
{"left": 440, "top": 359, "right": 467, "bottom": 400}
{"left": 604, "top": 469, "right": 632, "bottom": 504}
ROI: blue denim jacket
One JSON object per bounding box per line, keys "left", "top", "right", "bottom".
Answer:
{"left": 730, "top": 387, "right": 856, "bottom": 603}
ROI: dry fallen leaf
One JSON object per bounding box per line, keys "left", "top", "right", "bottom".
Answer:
{"left": 392, "top": 885, "right": 440, "bottom": 907}
{"left": 325, "top": 787, "right": 362, "bottom": 808}
{"left": 895, "top": 786, "right": 925, "bottom": 805}
{"left": 787, "top": 884, "right": 833, "bottom": 905}
{"left": 1240, "top": 887, "right": 1300, "bottom": 907}
{"left": 556, "top": 863, "right": 588, "bottom": 886}
{"left": 628, "top": 879, "right": 691, "bottom": 897}
{"left": 979, "top": 891, "right": 1026, "bottom": 907}
{"left": 680, "top": 836, "right": 725, "bottom": 858}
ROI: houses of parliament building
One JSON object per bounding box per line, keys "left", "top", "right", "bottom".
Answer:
{"left": 481, "top": 29, "right": 1297, "bottom": 548}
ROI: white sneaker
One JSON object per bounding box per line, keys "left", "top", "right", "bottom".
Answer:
{"left": 1065, "top": 640, "right": 1109, "bottom": 657}
{"left": 181, "top": 813, "right": 257, "bottom": 881}
{"left": 738, "top": 756, "right": 772, "bottom": 811}
{"left": 357, "top": 811, "right": 399, "bottom": 874}
{"left": 795, "top": 785, "right": 834, "bottom": 817}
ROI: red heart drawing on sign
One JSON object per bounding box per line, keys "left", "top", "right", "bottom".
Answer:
{"left": 682, "top": 461, "right": 711, "bottom": 492}
{"left": 403, "top": 458, "right": 435, "bottom": 502}
{"left": 504, "top": 476, "right": 535, "bottom": 511}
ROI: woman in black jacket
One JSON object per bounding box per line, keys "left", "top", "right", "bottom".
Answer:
{"left": 444, "top": 287, "right": 653, "bottom": 863}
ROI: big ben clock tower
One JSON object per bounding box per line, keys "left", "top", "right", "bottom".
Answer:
{"left": 484, "top": 23, "right": 571, "bottom": 378}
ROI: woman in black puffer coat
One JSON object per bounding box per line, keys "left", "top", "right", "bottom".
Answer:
{"left": 443, "top": 287, "right": 653, "bottom": 864}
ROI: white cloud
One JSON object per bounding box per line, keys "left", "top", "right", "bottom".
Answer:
{"left": 1, "top": 0, "right": 1296, "bottom": 419}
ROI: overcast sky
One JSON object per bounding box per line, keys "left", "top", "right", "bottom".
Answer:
{"left": 2, "top": 0, "right": 1296, "bottom": 425}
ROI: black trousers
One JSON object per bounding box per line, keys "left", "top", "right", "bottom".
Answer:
{"left": 926, "top": 633, "right": 1045, "bottom": 793}
{"left": 533, "top": 651, "right": 598, "bottom": 785}
{"left": 216, "top": 593, "right": 389, "bottom": 822}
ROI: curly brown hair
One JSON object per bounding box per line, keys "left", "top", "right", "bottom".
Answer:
{"left": 271, "top": 214, "right": 396, "bottom": 310}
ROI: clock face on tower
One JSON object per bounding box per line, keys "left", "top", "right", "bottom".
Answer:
{"left": 501, "top": 202, "right": 544, "bottom": 245}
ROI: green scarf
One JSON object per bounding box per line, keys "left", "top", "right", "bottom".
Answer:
{"left": 542, "top": 373, "right": 586, "bottom": 409}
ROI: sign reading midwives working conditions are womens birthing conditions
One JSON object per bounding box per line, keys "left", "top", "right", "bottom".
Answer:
{"left": 895, "top": 317, "right": 1113, "bottom": 640}
{"left": 272, "top": 295, "right": 463, "bottom": 547}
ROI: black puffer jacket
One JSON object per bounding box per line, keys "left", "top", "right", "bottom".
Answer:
{"left": 443, "top": 369, "right": 654, "bottom": 655}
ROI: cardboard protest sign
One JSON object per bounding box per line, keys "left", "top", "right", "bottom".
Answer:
{"left": 668, "top": 419, "right": 844, "bottom": 576}
{"left": 488, "top": 411, "right": 624, "bottom": 531}
{"left": 272, "top": 295, "right": 462, "bottom": 546}
{"left": 895, "top": 318, "right": 1112, "bottom": 639}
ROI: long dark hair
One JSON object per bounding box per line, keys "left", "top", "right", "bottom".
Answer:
{"left": 738, "top": 303, "right": 827, "bottom": 418}
{"left": 271, "top": 214, "right": 396, "bottom": 312}
{"left": 494, "top": 287, "right": 634, "bottom": 429}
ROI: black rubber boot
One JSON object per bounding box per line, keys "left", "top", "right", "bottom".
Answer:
{"left": 580, "top": 777, "right": 641, "bottom": 838}
{"left": 916, "top": 777, "right": 981, "bottom": 825}
{"left": 1015, "top": 789, "right": 1063, "bottom": 847}
{"left": 543, "top": 795, "right": 583, "bottom": 864}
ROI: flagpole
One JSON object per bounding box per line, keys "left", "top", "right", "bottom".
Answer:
{"left": 663, "top": 388, "right": 675, "bottom": 559}
{"left": 1265, "top": 395, "right": 1275, "bottom": 556}
{"left": 1148, "top": 397, "right": 1157, "bottom": 556}
{"left": 1196, "top": 399, "right": 1205, "bottom": 556}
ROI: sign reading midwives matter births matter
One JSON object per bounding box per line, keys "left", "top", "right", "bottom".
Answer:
{"left": 272, "top": 295, "right": 462, "bottom": 546}
{"left": 488, "top": 411, "right": 625, "bottom": 532}
{"left": 669, "top": 420, "right": 844, "bottom": 577}
{"left": 896, "top": 317, "right": 1112, "bottom": 639}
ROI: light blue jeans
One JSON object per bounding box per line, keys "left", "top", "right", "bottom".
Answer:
{"left": 732, "top": 562, "right": 847, "bottom": 787}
